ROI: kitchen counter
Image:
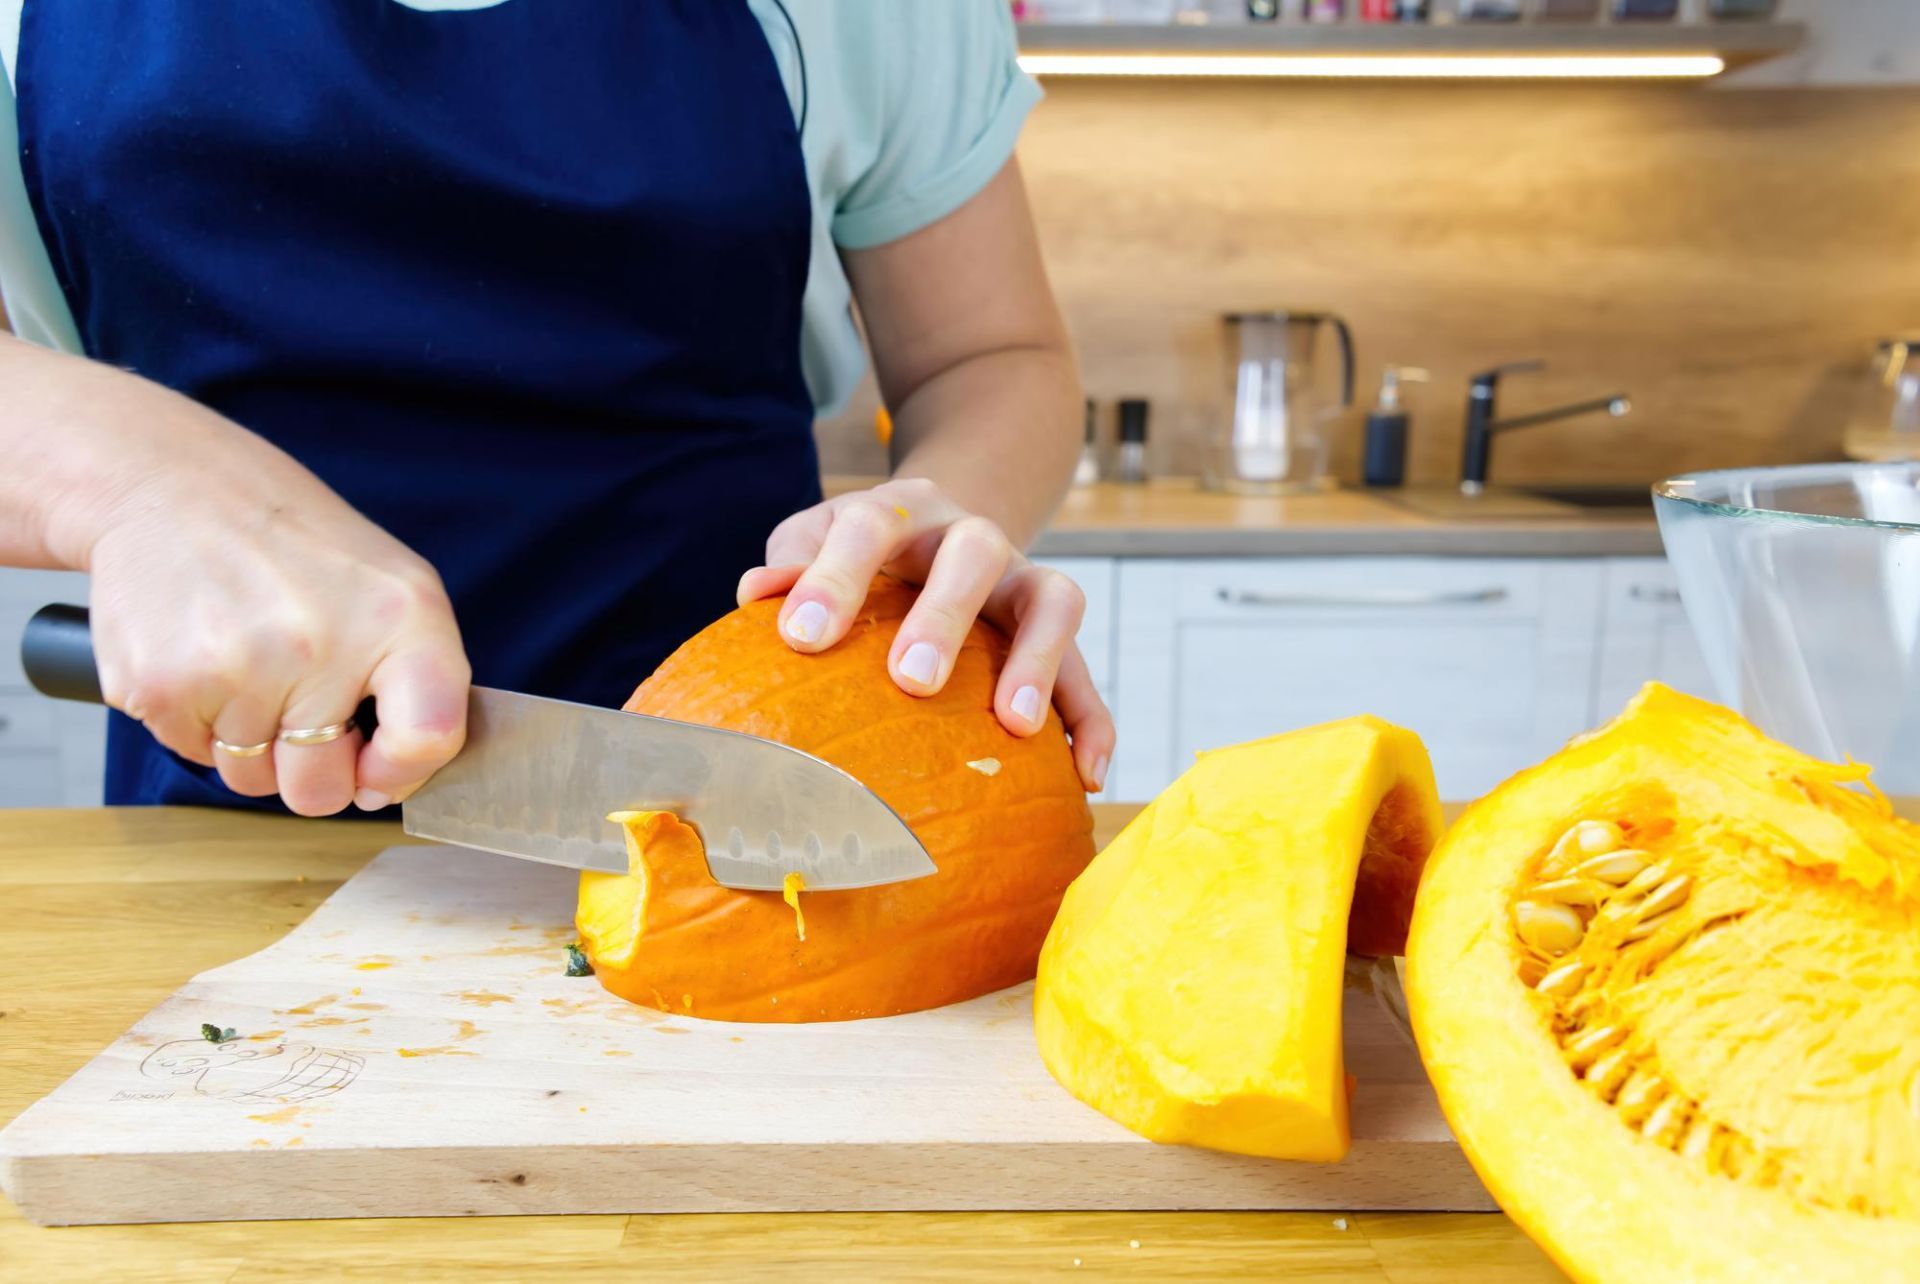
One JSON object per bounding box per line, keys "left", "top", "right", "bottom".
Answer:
{"left": 826, "top": 477, "right": 1663, "bottom": 558}
{"left": 1036, "top": 481, "right": 1663, "bottom": 558}
{"left": 0, "top": 806, "right": 1564, "bottom": 1282}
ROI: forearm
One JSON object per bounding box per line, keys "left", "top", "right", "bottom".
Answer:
{"left": 0, "top": 334, "right": 309, "bottom": 570}
{"left": 887, "top": 340, "right": 1082, "bottom": 550}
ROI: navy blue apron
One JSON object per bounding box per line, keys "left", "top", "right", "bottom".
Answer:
{"left": 16, "top": 0, "right": 821, "bottom": 807}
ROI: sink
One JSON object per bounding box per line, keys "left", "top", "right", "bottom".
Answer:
{"left": 1516, "top": 485, "right": 1654, "bottom": 510}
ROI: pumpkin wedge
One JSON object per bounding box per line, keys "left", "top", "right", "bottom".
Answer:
{"left": 576, "top": 576, "right": 1095, "bottom": 1023}
{"left": 1034, "top": 716, "right": 1443, "bottom": 1161}
{"left": 1408, "top": 683, "right": 1920, "bottom": 1284}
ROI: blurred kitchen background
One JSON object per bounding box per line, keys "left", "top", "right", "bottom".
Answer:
{"left": 4, "top": 0, "right": 1918, "bottom": 807}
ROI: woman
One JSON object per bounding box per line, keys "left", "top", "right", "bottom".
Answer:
{"left": 0, "top": 0, "right": 1113, "bottom": 815}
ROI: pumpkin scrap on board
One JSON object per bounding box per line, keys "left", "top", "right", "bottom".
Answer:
{"left": 1409, "top": 683, "right": 1920, "bottom": 1284}
{"left": 575, "top": 576, "right": 1096, "bottom": 1023}
{"left": 1034, "top": 716, "right": 1444, "bottom": 1162}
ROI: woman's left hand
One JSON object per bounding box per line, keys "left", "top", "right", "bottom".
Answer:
{"left": 738, "top": 477, "right": 1114, "bottom": 794}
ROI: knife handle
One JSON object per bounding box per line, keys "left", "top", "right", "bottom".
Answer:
{"left": 20, "top": 604, "right": 102, "bottom": 704}
{"left": 22, "top": 604, "right": 378, "bottom": 732}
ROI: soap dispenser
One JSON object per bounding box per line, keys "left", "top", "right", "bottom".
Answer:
{"left": 1362, "top": 366, "right": 1427, "bottom": 488}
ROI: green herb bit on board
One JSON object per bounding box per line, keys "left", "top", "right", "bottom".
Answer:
{"left": 565, "top": 943, "right": 594, "bottom": 977}
{"left": 200, "top": 1023, "right": 238, "bottom": 1044}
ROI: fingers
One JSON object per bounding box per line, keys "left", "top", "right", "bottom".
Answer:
{"left": 737, "top": 562, "right": 805, "bottom": 606}
{"left": 888, "top": 517, "right": 1011, "bottom": 696}
{"left": 97, "top": 642, "right": 221, "bottom": 769}
{"left": 131, "top": 697, "right": 217, "bottom": 768}
{"left": 1052, "top": 647, "right": 1116, "bottom": 793}
{"left": 756, "top": 485, "right": 1110, "bottom": 789}
{"left": 274, "top": 683, "right": 364, "bottom": 818}
{"left": 209, "top": 695, "right": 286, "bottom": 797}
{"left": 985, "top": 565, "right": 1088, "bottom": 740}
{"left": 760, "top": 503, "right": 836, "bottom": 575}
{"left": 777, "top": 499, "right": 919, "bottom": 653}
{"left": 353, "top": 641, "right": 470, "bottom": 810}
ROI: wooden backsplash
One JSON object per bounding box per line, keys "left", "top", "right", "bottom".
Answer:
{"left": 817, "top": 81, "right": 1920, "bottom": 487}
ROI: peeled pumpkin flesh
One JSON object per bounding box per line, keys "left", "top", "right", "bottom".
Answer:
{"left": 1408, "top": 682, "right": 1920, "bottom": 1284}
{"left": 1034, "top": 716, "right": 1444, "bottom": 1162}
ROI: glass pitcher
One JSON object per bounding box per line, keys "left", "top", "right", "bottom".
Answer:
{"left": 1207, "top": 310, "right": 1355, "bottom": 495}
{"left": 1841, "top": 337, "right": 1920, "bottom": 462}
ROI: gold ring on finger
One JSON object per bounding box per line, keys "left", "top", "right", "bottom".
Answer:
{"left": 278, "top": 720, "right": 356, "bottom": 747}
{"left": 213, "top": 737, "right": 275, "bottom": 759}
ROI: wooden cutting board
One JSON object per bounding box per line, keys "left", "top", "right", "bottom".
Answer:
{"left": 0, "top": 845, "right": 1491, "bottom": 1226}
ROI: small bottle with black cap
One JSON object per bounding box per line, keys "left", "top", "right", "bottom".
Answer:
{"left": 1362, "top": 366, "right": 1427, "bottom": 488}
{"left": 1116, "top": 398, "right": 1149, "bottom": 485}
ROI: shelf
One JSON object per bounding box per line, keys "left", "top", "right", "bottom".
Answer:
{"left": 1015, "top": 21, "right": 1805, "bottom": 78}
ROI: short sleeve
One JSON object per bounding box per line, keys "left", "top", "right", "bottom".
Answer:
{"left": 827, "top": 1, "right": 1041, "bottom": 251}
{"left": 0, "top": 18, "right": 86, "bottom": 353}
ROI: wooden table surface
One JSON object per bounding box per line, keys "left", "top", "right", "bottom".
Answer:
{"left": 0, "top": 806, "right": 1564, "bottom": 1282}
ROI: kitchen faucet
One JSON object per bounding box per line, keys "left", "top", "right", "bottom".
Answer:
{"left": 1459, "top": 361, "right": 1631, "bottom": 495}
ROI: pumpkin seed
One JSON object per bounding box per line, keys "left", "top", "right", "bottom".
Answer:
{"left": 1572, "top": 848, "right": 1650, "bottom": 885}
{"left": 1615, "top": 1068, "right": 1667, "bottom": 1124}
{"left": 1625, "top": 928, "right": 1683, "bottom": 968}
{"left": 1634, "top": 874, "right": 1694, "bottom": 922}
{"left": 1535, "top": 960, "right": 1592, "bottom": 1000}
{"left": 1543, "top": 820, "right": 1624, "bottom": 876}
{"left": 1529, "top": 877, "right": 1607, "bottom": 908}
{"left": 1640, "top": 1094, "right": 1689, "bottom": 1146}
{"left": 1625, "top": 911, "right": 1676, "bottom": 942}
{"left": 1514, "top": 900, "right": 1586, "bottom": 956}
{"left": 1615, "top": 859, "right": 1676, "bottom": 901}
{"left": 1584, "top": 1045, "right": 1635, "bottom": 1100}
{"left": 1564, "top": 1023, "right": 1626, "bottom": 1069}
{"left": 1679, "top": 1116, "right": 1718, "bottom": 1162}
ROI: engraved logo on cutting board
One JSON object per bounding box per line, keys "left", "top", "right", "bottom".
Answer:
{"left": 139, "top": 1039, "right": 364, "bottom": 1103}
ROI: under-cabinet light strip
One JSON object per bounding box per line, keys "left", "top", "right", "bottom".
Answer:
{"left": 1016, "top": 53, "right": 1728, "bottom": 79}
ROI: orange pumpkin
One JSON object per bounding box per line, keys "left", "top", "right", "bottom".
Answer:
{"left": 576, "top": 576, "right": 1097, "bottom": 1022}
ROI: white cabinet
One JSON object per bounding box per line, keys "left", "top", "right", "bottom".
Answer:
{"left": 1592, "top": 558, "right": 1719, "bottom": 715}
{"left": 1110, "top": 558, "right": 1605, "bottom": 802}
{"left": 0, "top": 568, "right": 106, "bottom": 806}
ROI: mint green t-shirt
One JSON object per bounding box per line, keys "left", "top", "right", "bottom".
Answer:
{"left": 0, "top": 0, "right": 1041, "bottom": 414}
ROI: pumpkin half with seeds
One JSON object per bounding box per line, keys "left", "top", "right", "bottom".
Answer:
{"left": 1408, "top": 683, "right": 1920, "bottom": 1283}
{"left": 1035, "top": 715, "right": 1444, "bottom": 1161}
{"left": 575, "top": 576, "right": 1096, "bottom": 1023}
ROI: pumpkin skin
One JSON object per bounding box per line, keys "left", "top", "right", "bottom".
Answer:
{"left": 575, "top": 576, "right": 1096, "bottom": 1023}
{"left": 1034, "top": 716, "right": 1444, "bottom": 1161}
{"left": 1408, "top": 683, "right": 1920, "bottom": 1284}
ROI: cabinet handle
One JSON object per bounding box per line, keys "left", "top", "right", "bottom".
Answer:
{"left": 1628, "top": 584, "right": 1683, "bottom": 604}
{"left": 1215, "top": 587, "right": 1509, "bottom": 609}
{"left": 0, "top": 713, "right": 9, "bottom": 735}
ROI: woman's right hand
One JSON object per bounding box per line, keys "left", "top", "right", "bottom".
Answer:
{"left": 33, "top": 353, "right": 473, "bottom": 816}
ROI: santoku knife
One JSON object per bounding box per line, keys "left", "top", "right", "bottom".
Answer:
{"left": 20, "top": 603, "right": 936, "bottom": 892}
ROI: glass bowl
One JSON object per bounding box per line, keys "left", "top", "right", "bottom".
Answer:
{"left": 1654, "top": 463, "right": 1920, "bottom": 791}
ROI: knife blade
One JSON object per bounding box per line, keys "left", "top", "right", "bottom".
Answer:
{"left": 402, "top": 687, "right": 936, "bottom": 891}
{"left": 19, "top": 605, "right": 936, "bottom": 892}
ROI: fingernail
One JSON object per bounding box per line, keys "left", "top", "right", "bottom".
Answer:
{"left": 899, "top": 642, "right": 940, "bottom": 687}
{"left": 355, "top": 789, "right": 392, "bottom": 812}
{"left": 1091, "top": 755, "right": 1109, "bottom": 792}
{"left": 785, "top": 600, "right": 829, "bottom": 645}
{"left": 1012, "top": 685, "right": 1045, "bottom": 727}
